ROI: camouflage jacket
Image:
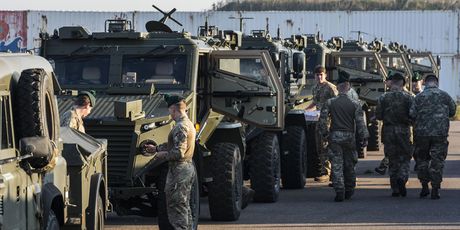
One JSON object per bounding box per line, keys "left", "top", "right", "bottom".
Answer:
{"left": 313, "top": 81, "right": 338, "bottom": 111}
{"left": 159, "top": 115, "right": 196, "bottom": 162}
{"left": 410, "top": 85, "right": 456, "bottom": 137}
{"left": 376, "top": 88, "right": 414, "bottom": 127}
{"left": 320, "top": 94, "right": 369, "bottom": 140}
{"left": 60, "top": 107, "right": 85, "bottom": 133}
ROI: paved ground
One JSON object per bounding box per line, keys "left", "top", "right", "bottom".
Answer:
{"left": 106, "top": 122, "right": 460, "bottom": 229}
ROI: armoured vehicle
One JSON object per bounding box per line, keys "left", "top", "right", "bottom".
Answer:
{"left": 0, "top": 53, "right": 108, "bottom": 229}
{"left": 238, "top": 30, "right": 311, "bottom": 194}
{"left": 40, "top": 7, "right": 285, "bottom": 226}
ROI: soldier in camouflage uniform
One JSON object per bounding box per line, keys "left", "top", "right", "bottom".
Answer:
{"left": 375, "top": 72, "right": 423, "bottom": 175}
{"left": 146, "top": 95, "right": 196, "bottom": 229}
{"left": 319, "top": 71, "right": 368, "bottom": 202}
{"left": 410, "top": 74, "right": 456, "bottom": 199}
{"left": 305, "top": 65, "right": 338, "bottom": 182}
{"left": 376, "top": 73, "right": 414, "bottom": 197}
{"left": 60, "top": 91, "right": 96, "bottom": 133}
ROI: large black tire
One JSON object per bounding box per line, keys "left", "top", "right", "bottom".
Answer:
{"left": 366, "top": 108, "right": 380, "bottom": 151}
{"left": 45, "top": 209, "right": 60, "bottom": 230}
{"left": 208, "top": 143, "right": 243, "bottom": 221}
{"left": 281, "top": 126, "right": 307, "bottom": 189}
{"left": 249, "top": 132, "right": 281, "bottom": 203}
{"left": 14, "top": 68, "right": 59, "bottom": 168}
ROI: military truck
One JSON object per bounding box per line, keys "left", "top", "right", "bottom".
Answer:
{"left": 0, "top": 53, "right": 108, "bottom": 229}
{"left": 238, "top": 30, "right": 310, "bottom": 194}
{"left": 39, "top": 7, "right": 285, "bottom": 225}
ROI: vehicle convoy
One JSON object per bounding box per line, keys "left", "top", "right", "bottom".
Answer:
{"left": 239, "top": 30, "right": 311, "bottom": 193}
{"left": 39, "top": 6, "right": 285, "bottom": 226}
{"left": 0, "top": 53, "right": 108, "bottom": 229}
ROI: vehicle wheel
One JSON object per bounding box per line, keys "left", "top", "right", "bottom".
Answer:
{"left": 208, "top": 143, "right": 242, "bottom": 221}
{"left": 281, "top": 126, "right": 307, "bottom": 189}
{"left": 14, "top": 68, "right": 59, "bottom": 168}
{"left": 249, "top": 132, "right": 281, "bottom": 202}
{"left": 45, "top": 209, "right": 60, "bottom": 230}
{"left": 190, "top": 165, "right": 200, "bottom": 230}
{"left": 366, "top": 108, "right": 380, "bottom": 151}
{"left": 306, "top": 123, "right": 320, "bottom": 178}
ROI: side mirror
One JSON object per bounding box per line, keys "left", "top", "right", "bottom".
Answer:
{"left": 436, "top": 55, "right": 442, "bottom": 70}
{"left": 19, "top": 136, "right": 53, "bottom": 168}
{"left": 293, "top": 52, "right": 305, "bottom": 79}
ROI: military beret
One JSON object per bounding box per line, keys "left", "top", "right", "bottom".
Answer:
{"left": 424, "top": 74, "right": 438, "bottom": 82}
{"left": 164, "top": 94, "right": 185, "bottom": 107}
{"left": 388, "top": 72, "right": 405, "bottom": 84}
{"left": 412, "top": 71, "right": 423, "bottom": 82}
{"left": 337, "top": 70, "right": 350, "bottom": 84}
{"left": 78, "top": 90, "right": 96, "bottom": 107}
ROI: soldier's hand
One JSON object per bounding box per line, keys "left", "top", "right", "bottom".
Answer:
{"left": 144, "top": 144, "right": 158, "bottom": 154}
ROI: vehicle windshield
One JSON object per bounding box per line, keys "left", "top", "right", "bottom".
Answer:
{"left": 48, "top": 55, "right": 110, "bottom": 86}
{"left": 410, "top": 55, "right": 435, "bottom": 73}
{"left": 121, "top": 55, "right": 187, "bottom": 87}
{"left": 338, "top": 56, "right": 381, "bottom": 74}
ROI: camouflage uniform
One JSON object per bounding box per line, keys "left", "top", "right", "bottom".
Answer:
{"left": 410, "top": 85, "right": 456, "bottom": 189}
{"left": 60, "top": 107, "right": 85, "bottom": 133}
{"left": 319, "top": 93, "right": 368, "bottom": 193}
{"left": 158, "top": 115, "right": 196, "bottom": 230}
{"left": 313, "top": 81, "right": 338, "bottom": 177}
{"left": 376, "top": 88, "right": 414, "bottom": 193}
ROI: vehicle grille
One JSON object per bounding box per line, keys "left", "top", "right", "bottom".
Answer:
{"left": 0, "top": 195, "right": 3, "bottom": 215}
{"left": 85, "top": 124, "right": 134, "bottom": 184}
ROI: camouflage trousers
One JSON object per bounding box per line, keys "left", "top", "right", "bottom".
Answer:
{"left": 414, "top": 136, "right": 449, "bottom": 188}
{"left": 165, "top": 161, "right": 195, "bottom": 230}
{"left": 315, "top": 124, "right": 331, "bottom": 176}
{"left": 328, "top": 131, "right": 358, "bottom": 193}
{"left": 383, "top": 126, "right": 412, "bottom": 192}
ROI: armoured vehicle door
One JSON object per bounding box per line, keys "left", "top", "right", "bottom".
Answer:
{"left": 210, "top": 50, "right": 284, "bottom": 130}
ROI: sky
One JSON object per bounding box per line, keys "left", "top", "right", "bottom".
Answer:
{"left": 2, "top": 0, "right": 221, "bottom": 11}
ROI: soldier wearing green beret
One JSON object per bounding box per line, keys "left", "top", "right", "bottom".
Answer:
{"left": 412, "top": 71, "right": 424, "bottom": 95}
{"left": 145, "top": 94, "right": 197, "bottom": 229}
{"left": 60, "top": 90, "right": 96, "bottom": 133}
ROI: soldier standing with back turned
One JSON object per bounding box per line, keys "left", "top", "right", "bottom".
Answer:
{"left": 305, "top": 65, "right": 338, "bottom": 182}
{"left": 319, "top": 71, "right": 368, "bottom": 202}
{"left": 376, "top": 73, "right": 414, "bottom": 197}
{"left": 410, "top": 74, "right": 456, "bottom": 199}
{"left": 146, "top": 95, "right": 196, "bottom": 229}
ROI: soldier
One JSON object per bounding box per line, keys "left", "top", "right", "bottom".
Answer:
{"left": 375, "top": 73, "right": 414, "bottom": 197}
{"left": 305, "top": 65, "right": 338, "bottom": 182}
{"left": 410, "top": 74, "right": 456, "bottom": 199}
{"left": 146, "top": 95, "right": 196, "bottom": 229}
{"left": 319, "top": 71, "right": 368, "bottom": 202}
{"left": 375, "top": 72, "right": 423, "bottom": 175}
{"left": 60, "top": 91, "right": 96, "bottom": 133}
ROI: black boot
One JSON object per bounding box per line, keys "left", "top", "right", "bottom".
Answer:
{"left": 398, "top": 179, "right": 407, "bottom": 197}
{"left": 431, "top": 186, "right": 440, "bottom": 200}
{"left": 420, "top": 183, "right": 430, "bottom": 198}
{"left": 334, "top": 192, "right": 345, "bottom": 202}
{"left": 241, "top": 186, "right": 255, "bottom": 209}
{"left": 345, "top": 190, "right": 354, "bottom": 200}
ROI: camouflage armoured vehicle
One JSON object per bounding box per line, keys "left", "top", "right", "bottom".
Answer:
{"left": 0, "top": 53, "right": 108, "bottom": 229}
{"left": 40, "top": 7, "right": 285, "bottom": 225}
{"left": 239, "top": 30, "right": 310, "bottom": 194}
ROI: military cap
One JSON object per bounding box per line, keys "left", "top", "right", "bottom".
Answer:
{"left": 164, "top": 94, "right": 185, "bottom": 107}
{"left": 387, "top": 72, "right": 405, "bottom": 84}
{"left": 337, "top": 70, "right": 350, "bottom": 84}
{"left": 424, "top": 74, "right": 438, "bottom": 82}
{"left": 412, "top": 71, "right": 423, "bottom": 82}
{"left": 78, "top": 90, "right": 96, "bottom": 107}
